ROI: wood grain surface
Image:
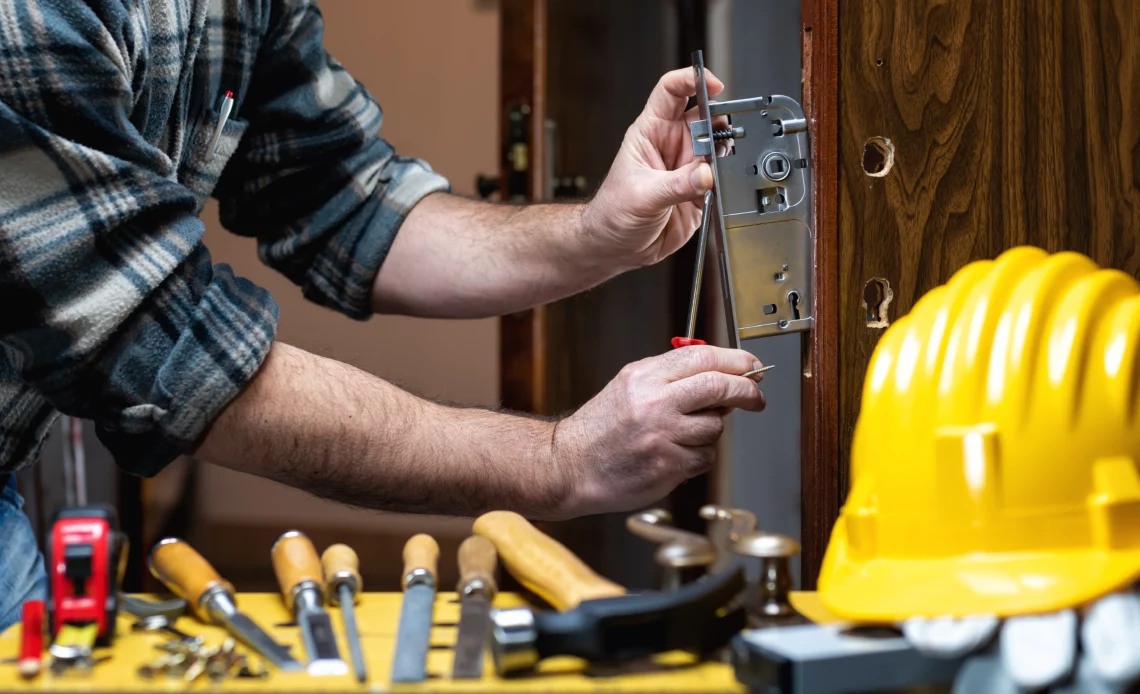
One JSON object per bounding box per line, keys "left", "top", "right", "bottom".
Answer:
{"left": 837, "top": 0, "right": 1140, "bottom": 499}
{"left": 801, "top": 0, "right": 841, "bottom": 590}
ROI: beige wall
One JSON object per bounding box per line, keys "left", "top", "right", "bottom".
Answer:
{"left": 179, "top": 0, "right": 500, "bottom": 533}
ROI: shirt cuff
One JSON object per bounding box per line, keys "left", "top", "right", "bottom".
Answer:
{"left": 302, "top": 160, "right": 451, "bottom": 320}
{"left": 95, "top": 264, "right": 279, "bottom": 477}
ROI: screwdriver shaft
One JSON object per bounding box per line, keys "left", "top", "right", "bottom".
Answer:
{"left": 684, "top": 191, "right": 715, "bottom": 340}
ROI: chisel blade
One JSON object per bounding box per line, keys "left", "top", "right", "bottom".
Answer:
{"left": 223, "top": 613, "right": 304, "bottom": 672}
{"left": 339, "top": 586, "right": 367, "bottom": 683}
{"left": 391, "top": 583, "right": 435, "bottom": 682}
{"left": 452, "top": 594, "right": 492, "bottom": 679}
{"left": 298, "top": 610, "right": 348, "bottom": 677}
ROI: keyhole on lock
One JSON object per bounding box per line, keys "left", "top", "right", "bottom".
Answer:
{"left": 787, "top": 291, "right": 801, "bottom": 321}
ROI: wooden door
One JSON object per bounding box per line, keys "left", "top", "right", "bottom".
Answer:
{"left": 829, "top": 1, "right": 1140, "bottom": 529}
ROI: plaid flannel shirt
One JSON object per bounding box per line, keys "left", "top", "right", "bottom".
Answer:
{"left": 0, "top": 0, "right": 450, "bottom": 476}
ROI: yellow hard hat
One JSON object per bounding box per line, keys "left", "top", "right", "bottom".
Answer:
{"left": 818, "top": 247, "right": 1140, "bottom": 621}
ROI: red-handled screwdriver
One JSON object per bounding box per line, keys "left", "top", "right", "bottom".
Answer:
{"left": 672, "top": 190, "right": 714, "bottom": 349}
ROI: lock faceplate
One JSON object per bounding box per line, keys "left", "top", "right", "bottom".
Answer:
{"left": 691, "top": 51, "right": 813, "bottom": 347}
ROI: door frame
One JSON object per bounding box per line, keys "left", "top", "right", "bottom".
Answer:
{"left": 799, "top": 0, "right": 841, "bottom": 589}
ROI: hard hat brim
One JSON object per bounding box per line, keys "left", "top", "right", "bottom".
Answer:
{"left": 819, "top": 523, "right": 1140, "bottom": 621}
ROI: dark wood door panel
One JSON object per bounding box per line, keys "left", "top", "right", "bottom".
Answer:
{"left": 838, "top": 0, "right": 1140, "bottom": 498}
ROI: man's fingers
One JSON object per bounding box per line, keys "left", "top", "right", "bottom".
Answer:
{"left": 645, "top": 67, "right": 724, "bottom": 120}
{"left": 685, "top": 106, "right": 731, "bottom": 132}
{"left": 643, "top": 161, "right": 713, "bottom": 208}
{"left": 668, "top": 371, "right": 765, "bottom": 414}
{"left": 659, "top": 345, "right": 758, "bottom": 381}
{"left": 678, "top": 445, "right": 718, "bottom": 479}
{"left": 672, "top": 412, "right": 726, "bottom": 446}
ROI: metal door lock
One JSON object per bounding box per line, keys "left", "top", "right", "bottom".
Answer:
{"left": 690, "top": 50, "right": 814, "bottom": 346}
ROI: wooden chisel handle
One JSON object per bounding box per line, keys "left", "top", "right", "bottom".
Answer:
{"left": 457, "top": 535, "right": 498, "bottom": 597}
{"left": 272, "top": 531, "right": 325, "bottom": 610}
{"left": 149, "top": 538, "right": 234, "bottom": 620}
{"left": 402, "top": 534, "right": 439, "bottom": 588}
{"left": 473, "top": 511, "right": 625, "bottom": 612}
{"left": 321, "top": 543, "right": 362, "bottom": 605}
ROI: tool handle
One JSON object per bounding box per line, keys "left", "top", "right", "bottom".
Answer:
{"left": 272, "top": 531, "right": 325, "bottom": 610}
{"left": 149, "top": 538, "right": 234, "bottom": 618}
{"left": 473, "top": 511, "right": 625, "bottom": 611}
{"left": 19, "top": 599, "right": 44, "bottom": 675}
{"left": 457, "top": 535, "right": 498, "bottom": 597}
{"left": 671, "top": 337, "right": 707, "bottom": 348}
{"left": 321, "top": 543, "right": 362, "bottom": 604}
{"left": 402, "top": 534, "right": 439, "bottom": 588}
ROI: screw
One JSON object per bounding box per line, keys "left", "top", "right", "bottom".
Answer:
{"left": 778, "top": 320, "right": 790, "bottom": 329}
{"left": 712, "top": 126, "right": 746, "bottom": 141}
{"left": 742, "top": 365, "right": 775, "bottom": 378}
{"left": 133, "top": 615, "right": 197, "bottom": 643}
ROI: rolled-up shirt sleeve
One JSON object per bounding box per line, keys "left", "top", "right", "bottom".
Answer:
{"left": 0, "top": 2, "right": 277, "bottom": 475}
{"left": 215, "top": 0, "right": 451, "bottom": 320}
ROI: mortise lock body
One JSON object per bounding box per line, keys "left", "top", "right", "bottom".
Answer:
{"left": 690, "top": 50, "right": 814, "bottom": 345}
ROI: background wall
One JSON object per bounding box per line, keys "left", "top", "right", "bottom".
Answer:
{"left": 148, "top": 0, "right": 502, "bottom": 589}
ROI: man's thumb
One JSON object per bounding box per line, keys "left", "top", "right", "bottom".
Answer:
{"left": 654, "top": 161, "right": 712, "bottom": 207}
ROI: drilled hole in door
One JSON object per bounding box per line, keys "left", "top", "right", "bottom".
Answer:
{"left": 862, "top": 137, "right": 895, "bottom": 177}
{"left": 862, "top": 278, "right": 893, "bottom": 328}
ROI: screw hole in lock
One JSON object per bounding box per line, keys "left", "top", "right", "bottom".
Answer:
{"left": 756, "top": 187, "right": 788, "bottom": 214}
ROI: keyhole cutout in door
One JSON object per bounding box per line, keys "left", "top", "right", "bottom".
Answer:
{"left": 862, "top": 278, "right": 893, "bottom": 328}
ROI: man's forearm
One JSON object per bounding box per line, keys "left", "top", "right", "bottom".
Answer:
{"left": 372, "top": 193, "right": 626, "bottom": 318}
{"left": 195, "top": 342, "right": 571, "bottom": 517}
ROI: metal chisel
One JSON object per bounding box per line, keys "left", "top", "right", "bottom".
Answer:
{"left": 321, "top": 544, "right": 367, "bottom": 683}
{"left": 451, "top": 535, "right": 498, "bottom": 679}
{"left": 391, "top": 534, "right": 439, "bottom": 683}
{"left": 149, "top": 538, "right": 303, "bottom": 672}
{"left": 272, "top": 531, "right": 348, "bottom": 677}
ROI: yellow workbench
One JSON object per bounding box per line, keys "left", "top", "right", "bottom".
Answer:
{"left": 0, "top": 593, "right": 833, "bottom": 692}
{"left": 0, "top": 591, "right": 834, "bottom": 692}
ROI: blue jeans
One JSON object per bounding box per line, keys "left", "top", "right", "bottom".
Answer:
{"left": 0, "top": 476, "right": 47, "bottom": 632}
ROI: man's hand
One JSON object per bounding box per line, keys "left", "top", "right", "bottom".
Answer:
{"left": 373, "top": 67, "right": 728, "bottom": 319}
{"left": 582, "top": 67, "right": 727, "bottom": 269}
{"left": 552, "top": 345, "right": 766, "bottom": 517}
{"left": 197, "top": 342, "right": 764, "bottom": 521}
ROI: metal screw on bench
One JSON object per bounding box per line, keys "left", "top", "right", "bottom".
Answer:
{"left": 731, "top": 531, "right": 801, "bottom": 625}
{"left": 132, "top": 615, "right": 199, "bottom": 644}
